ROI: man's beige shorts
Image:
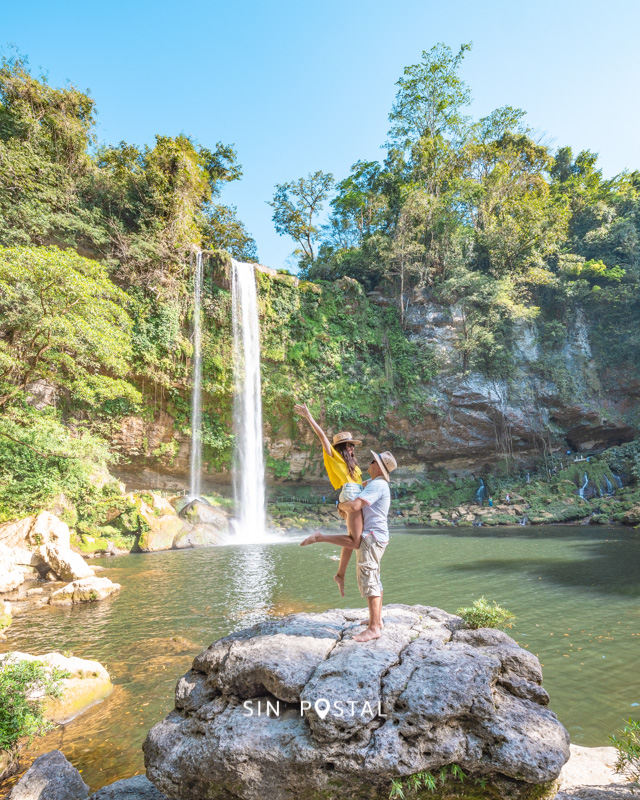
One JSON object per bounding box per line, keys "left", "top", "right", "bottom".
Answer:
{"left": 356, "top": 534, "right": 387, "bottom": 598}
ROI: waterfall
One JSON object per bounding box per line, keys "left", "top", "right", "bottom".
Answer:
{"left": 613, "top": 474, "right": 623, "bottom": 488}
{"left": 579, "top": 472, "right": 589, "bottom": 500}
{"left": 189, "top": 251, "right": 203, "bottom": 499}
{"left": 474, "top": 479, "right": 486, "bottom": 504}
{"left": 231, "top": 259, "right": 267, "bottom": 540}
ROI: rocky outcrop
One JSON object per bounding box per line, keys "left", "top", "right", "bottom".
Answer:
{"left": 0, "top": 652, "right": 113, "bottom": 723}
{"left": 48, "top": 576, "right": 121, "bottom": 605}
{"left": 0, "top": 511, "right": 71, "bottom": 550}
{"left": 41, "top": 542, "right": 95, "bottom": 581}
{"left": 144, "top": 604, "right": 570, "bottom": 800}
{"left": 0, "top": 513, "right": 104, "bottom": 596}
{"left": 8, "top": 750, "right": 89, "bottom": 800}
{"left": 89, "top": 776, "right": 169, "bottom": 799}
{"left": 109, "top": 284, "right": 637, "bottom": 486}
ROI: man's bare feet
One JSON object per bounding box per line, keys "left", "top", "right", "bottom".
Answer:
{"left": 300, "top": 532, "right": 322, "bottom": 546}
{"left": 354, "top": 627, "right": 382, "bottom": 642}
{"left": 333, "top": 574, "right": 345, "bottom": 597}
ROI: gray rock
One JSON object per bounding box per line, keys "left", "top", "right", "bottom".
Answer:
{"left": 144, "top": 604, "right": 570, "bottom": 800}
{"left": 9, "top": 750, "right": 89, "bottom": 800}
{"left": 89, "top": 775, "right": 168, "bottom": 799}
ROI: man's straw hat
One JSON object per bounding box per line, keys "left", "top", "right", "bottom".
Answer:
{"left": 332, "top": 431, "right": 362, "bottom": 447}
{"left": 370, "top": 450, "right": 397, "bottom": 482}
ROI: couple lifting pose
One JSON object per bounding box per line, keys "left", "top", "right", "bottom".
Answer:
{"left": 294, "top": 402, "right": 397, "bottom": 642}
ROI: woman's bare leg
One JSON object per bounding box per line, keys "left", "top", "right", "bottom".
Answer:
{"left": 333, "top": 510, "right": 363, "bottom": 597}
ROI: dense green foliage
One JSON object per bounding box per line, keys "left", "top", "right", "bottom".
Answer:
{"left": 274, "top": 43, "right": 640, "bottom": 377}
{"left": 0, "top": 658, "right": 67, "bottom": 750}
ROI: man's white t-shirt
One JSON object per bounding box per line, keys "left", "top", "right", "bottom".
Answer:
{"left": 359, "top": 477, "right": 391, "bottom": 544}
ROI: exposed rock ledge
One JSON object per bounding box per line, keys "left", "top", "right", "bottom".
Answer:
{"left": 144, "top": 604, "right": 571, "bottom": 800}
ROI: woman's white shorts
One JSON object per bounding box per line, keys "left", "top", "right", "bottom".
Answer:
{"left": 339, "top": 482, "right": 362, "bottom": 503}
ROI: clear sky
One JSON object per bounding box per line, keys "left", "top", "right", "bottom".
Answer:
{"left": 3, "top": 0, "right": 640, "bottom": 270}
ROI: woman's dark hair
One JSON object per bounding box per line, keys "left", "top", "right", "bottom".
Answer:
{"left": 335, "top": 442, "right": 359, "bottom": 480}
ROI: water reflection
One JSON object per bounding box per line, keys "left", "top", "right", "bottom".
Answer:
{"left": 228, "top": 544, "right": 277, "bottom": 626}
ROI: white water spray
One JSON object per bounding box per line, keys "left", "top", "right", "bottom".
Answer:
{"left": 189, "top": 251, "right": 203, "bottom": 499}
{"left": 231, "top": 259, "right": 266, "bottom": 540}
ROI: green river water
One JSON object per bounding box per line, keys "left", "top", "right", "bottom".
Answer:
{"left": 2, "top": 525, "right": 640, "bottom": 792}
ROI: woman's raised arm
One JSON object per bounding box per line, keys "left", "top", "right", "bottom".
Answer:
{"left": 294, "top": 402, "right": 332, "bottom": 456}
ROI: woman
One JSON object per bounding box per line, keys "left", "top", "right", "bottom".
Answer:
{"left": 293, "top": 402, "right": 363, "bottom": 596}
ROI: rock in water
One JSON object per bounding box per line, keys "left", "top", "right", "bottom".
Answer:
{"left": 89, "top": 775, "right": 168, "bottom": 799}
{"left": 0, "top": 652, "right": 113, "bottom": 724}
{"left": 144, "top": 604, "right": 570, "bottom": 800}
{"left": 9, "top": 750, "right": 89, "bottom": 800}
{"left": 48, "top": 576, "right": 121, "bottom": 605}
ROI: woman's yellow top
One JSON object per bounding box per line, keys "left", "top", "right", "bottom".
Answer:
{"left": 323, "top": 445, "right": 362, "bottom": 490}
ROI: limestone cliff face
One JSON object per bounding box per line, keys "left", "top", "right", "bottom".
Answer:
{"left": 110, "top": 270, "right": 637, "bottom": 491}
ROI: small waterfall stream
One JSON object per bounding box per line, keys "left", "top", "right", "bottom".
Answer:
{"left": 189, "top": 251, "right": 203, "bottom": 499}
{"left": 231, "top": 259, "right": 267, "bottom": 540}
{"left": 579, "top": 472, "right": 589, "bottom": 499}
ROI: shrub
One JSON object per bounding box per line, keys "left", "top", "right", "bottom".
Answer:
{"left": 0, "top": 657, "right": 68, "bottom": 750}
{"left": 611, "top": 719, "right": 640, "bottom": 783}
{"left": 456, "top": 597, "right": 515, "bottom": 630}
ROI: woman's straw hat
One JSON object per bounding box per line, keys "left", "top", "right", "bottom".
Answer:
{"left": 332, "top": 431, "right": 362, "bottom": 447}
{"left": 370, "top": 450, "right": 398, "bottom": 482}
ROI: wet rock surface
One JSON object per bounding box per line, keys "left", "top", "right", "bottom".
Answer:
{"left": 144, "top": 604, "right": 570, "bottom": 800}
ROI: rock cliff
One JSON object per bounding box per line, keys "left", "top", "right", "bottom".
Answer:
{"left": 109, "top": 264, "right": 637, "bottom": 493}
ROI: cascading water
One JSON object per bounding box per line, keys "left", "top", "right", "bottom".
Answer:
{"left": 189, "top": 251, "right": 203, "bottom": 499}
{"left": 579, "top": 472, "right": 589, "bottom": 500}
{"left": 474, "top": 479, "right": 486, "bottom": 504}
{"left": 231, "top": 259, "right": 267, "bottom": 540}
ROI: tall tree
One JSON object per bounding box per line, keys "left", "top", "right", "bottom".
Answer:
{"left": 269, "top": 171, "right": 334, "bottom": 263}
{"left": 388, "top": 42, "right": 472, "bottom": 149}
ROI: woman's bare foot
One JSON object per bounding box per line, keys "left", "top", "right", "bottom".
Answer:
{"left": 300, "top": 532, "right": 322, "bottom": 546}
{"left": 333, "top": 574, "right": 345, "bottom": 597}
{"left": 354, "top": 626, "right": 382, "bottom": 642}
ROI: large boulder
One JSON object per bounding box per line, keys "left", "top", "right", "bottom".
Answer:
{"left": 173, "top": 523, "right": 226, "bottom": 549}
{"left": 0, "top": 652, "right": 113, "bottom": 724}
{"left": 41, "top": 542, "right": 94, "bottom": 581}
{"left": 136, "top": 494, "right": 191, "bottom": 552}
{"left": 144, "top": 604, "right": 570, "bottom": 800}
{"left": 48, "top": 576, "right": 121, "bottom": 605}
{"left": 8, "top": 749, "right": 89, "bottom": 800}
{"left": 89, "top": 775, "right": 169, "bottom": 799}
{"left": 137, "top": 514, "right": 187, "bottom": 551}
{"left": 0, "top": 511, "right": 71, "bottom": 550}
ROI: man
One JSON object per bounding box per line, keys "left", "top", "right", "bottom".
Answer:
{"left": 300, "top": 450, "right": 397, "bottom": 643}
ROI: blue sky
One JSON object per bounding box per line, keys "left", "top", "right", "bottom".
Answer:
{"left": 3, "top": 0, "right": 639, "bottom": 269}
